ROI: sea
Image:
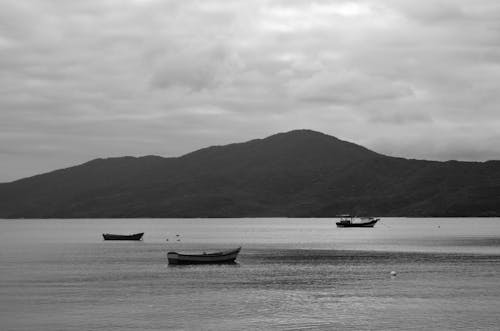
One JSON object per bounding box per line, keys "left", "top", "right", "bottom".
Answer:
{"left": 0, "top": 218, "right": 499, "bottom": 330}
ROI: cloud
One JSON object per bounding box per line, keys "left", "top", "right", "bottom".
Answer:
{"left": 386, "top": 0, "right": 466, "bottom": 23}
{"left": 1, "top": 0, "right": 500, "bottom": 181}
{"left": 289, "top": 70, "right": 414, "bottom": 104}
{"left": 149, "top": 44, "right": 237, "bottom": 91}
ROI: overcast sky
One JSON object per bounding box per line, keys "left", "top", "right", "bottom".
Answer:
{"left": 1, "top": 0, "right": 500, "bottom": 182}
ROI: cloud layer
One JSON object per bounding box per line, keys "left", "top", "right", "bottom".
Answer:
{"left": 1, "top": 0, "right": 500, "bottom": 181}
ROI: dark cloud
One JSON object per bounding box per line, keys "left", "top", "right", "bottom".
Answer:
{"left": 387, "top": 0, "right": 467, "bottom": 23}
{"left": 1, "top": 0, "right": 500, "bottom": 181}
{"left": 150, "top": 44, "right": 234, "bottom": 91}
{"left": 289, "top": 71, "right": 414, "bottom": 104}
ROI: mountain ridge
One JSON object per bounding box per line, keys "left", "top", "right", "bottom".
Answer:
{"left": 1, "top": 129, "right": 499, "bottom": 218}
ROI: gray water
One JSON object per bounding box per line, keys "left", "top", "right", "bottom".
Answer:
{"left": 0, "top": 218, "right": 499, "bottom": 330}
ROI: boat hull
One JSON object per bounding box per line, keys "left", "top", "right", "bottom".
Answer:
{"left": 336, "top": 219, "right": 379, "bottom": 228}
{"left": 167, "top": 247, "right": 241, "bottom": 265}
{"left": 102, "top": 232, "right": 144, "bottom": 241}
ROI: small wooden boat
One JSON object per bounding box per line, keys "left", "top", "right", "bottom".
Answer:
{"left": 167, "top": 247, "right": 241, "bottom": 265}
{"left": 102, "top": 232, "right": 144, "bottom": 241}
{"left": 336, "top": 216, "right": 379, "bottom": 228}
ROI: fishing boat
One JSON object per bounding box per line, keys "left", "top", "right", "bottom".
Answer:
{"left": 102, "top": 232, "right": 144, "bottom": 241}
{"left": 167, "top": 247, "right": 241, "bottom": 265}
{"left": 336, "top": 216, "right": 379, "bottom": 228}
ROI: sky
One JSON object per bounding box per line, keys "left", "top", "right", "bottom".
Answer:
{"left": 1, "top": 0, "right": 500, "bottom": 182}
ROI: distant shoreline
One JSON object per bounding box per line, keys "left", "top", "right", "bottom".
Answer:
{"left": 1, "top": 216, "right": 499, "bottom": 220}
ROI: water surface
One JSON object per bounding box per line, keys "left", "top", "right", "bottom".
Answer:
{"left": 0, "top": 218, "right": 499, "bottom": 330}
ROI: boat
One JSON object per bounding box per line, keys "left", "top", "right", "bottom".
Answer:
{"left": 102, "top": 232, "right": 144, "bottom": 241}
{"left": 336, "top": 215, "right": 379, "bottom": 228}
{"left": 167, "top": 247, "right": 241, "bottom": 265}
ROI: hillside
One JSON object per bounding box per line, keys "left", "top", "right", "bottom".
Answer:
{"left": 1, "top": 129, "right": 499, "bottom": 218}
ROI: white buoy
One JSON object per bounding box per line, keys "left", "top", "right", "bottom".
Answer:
{"left": 391, "top": 271, "right": 397, "bottom": 276}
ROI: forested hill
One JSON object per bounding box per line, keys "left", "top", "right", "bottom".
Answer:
{"left": 1, "top": 129, "right": 499, "bottom": 218}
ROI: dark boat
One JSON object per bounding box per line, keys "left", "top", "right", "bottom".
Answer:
{"left": 102, "top": 232, "right": 144, "bottom": 241}
{"left": 167, "top": 247, "right": 241, "bottom": 265}
{"left": 336, "top": 216, "right": 379, "bottom": 228}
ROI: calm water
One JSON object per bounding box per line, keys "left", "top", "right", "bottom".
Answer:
{"left": 0, "top": 218, "right": 499, "bottom": 330}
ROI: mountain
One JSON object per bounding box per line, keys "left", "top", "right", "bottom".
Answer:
{"left": 1, "top": 129, "right": 499, "bottom": 218}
